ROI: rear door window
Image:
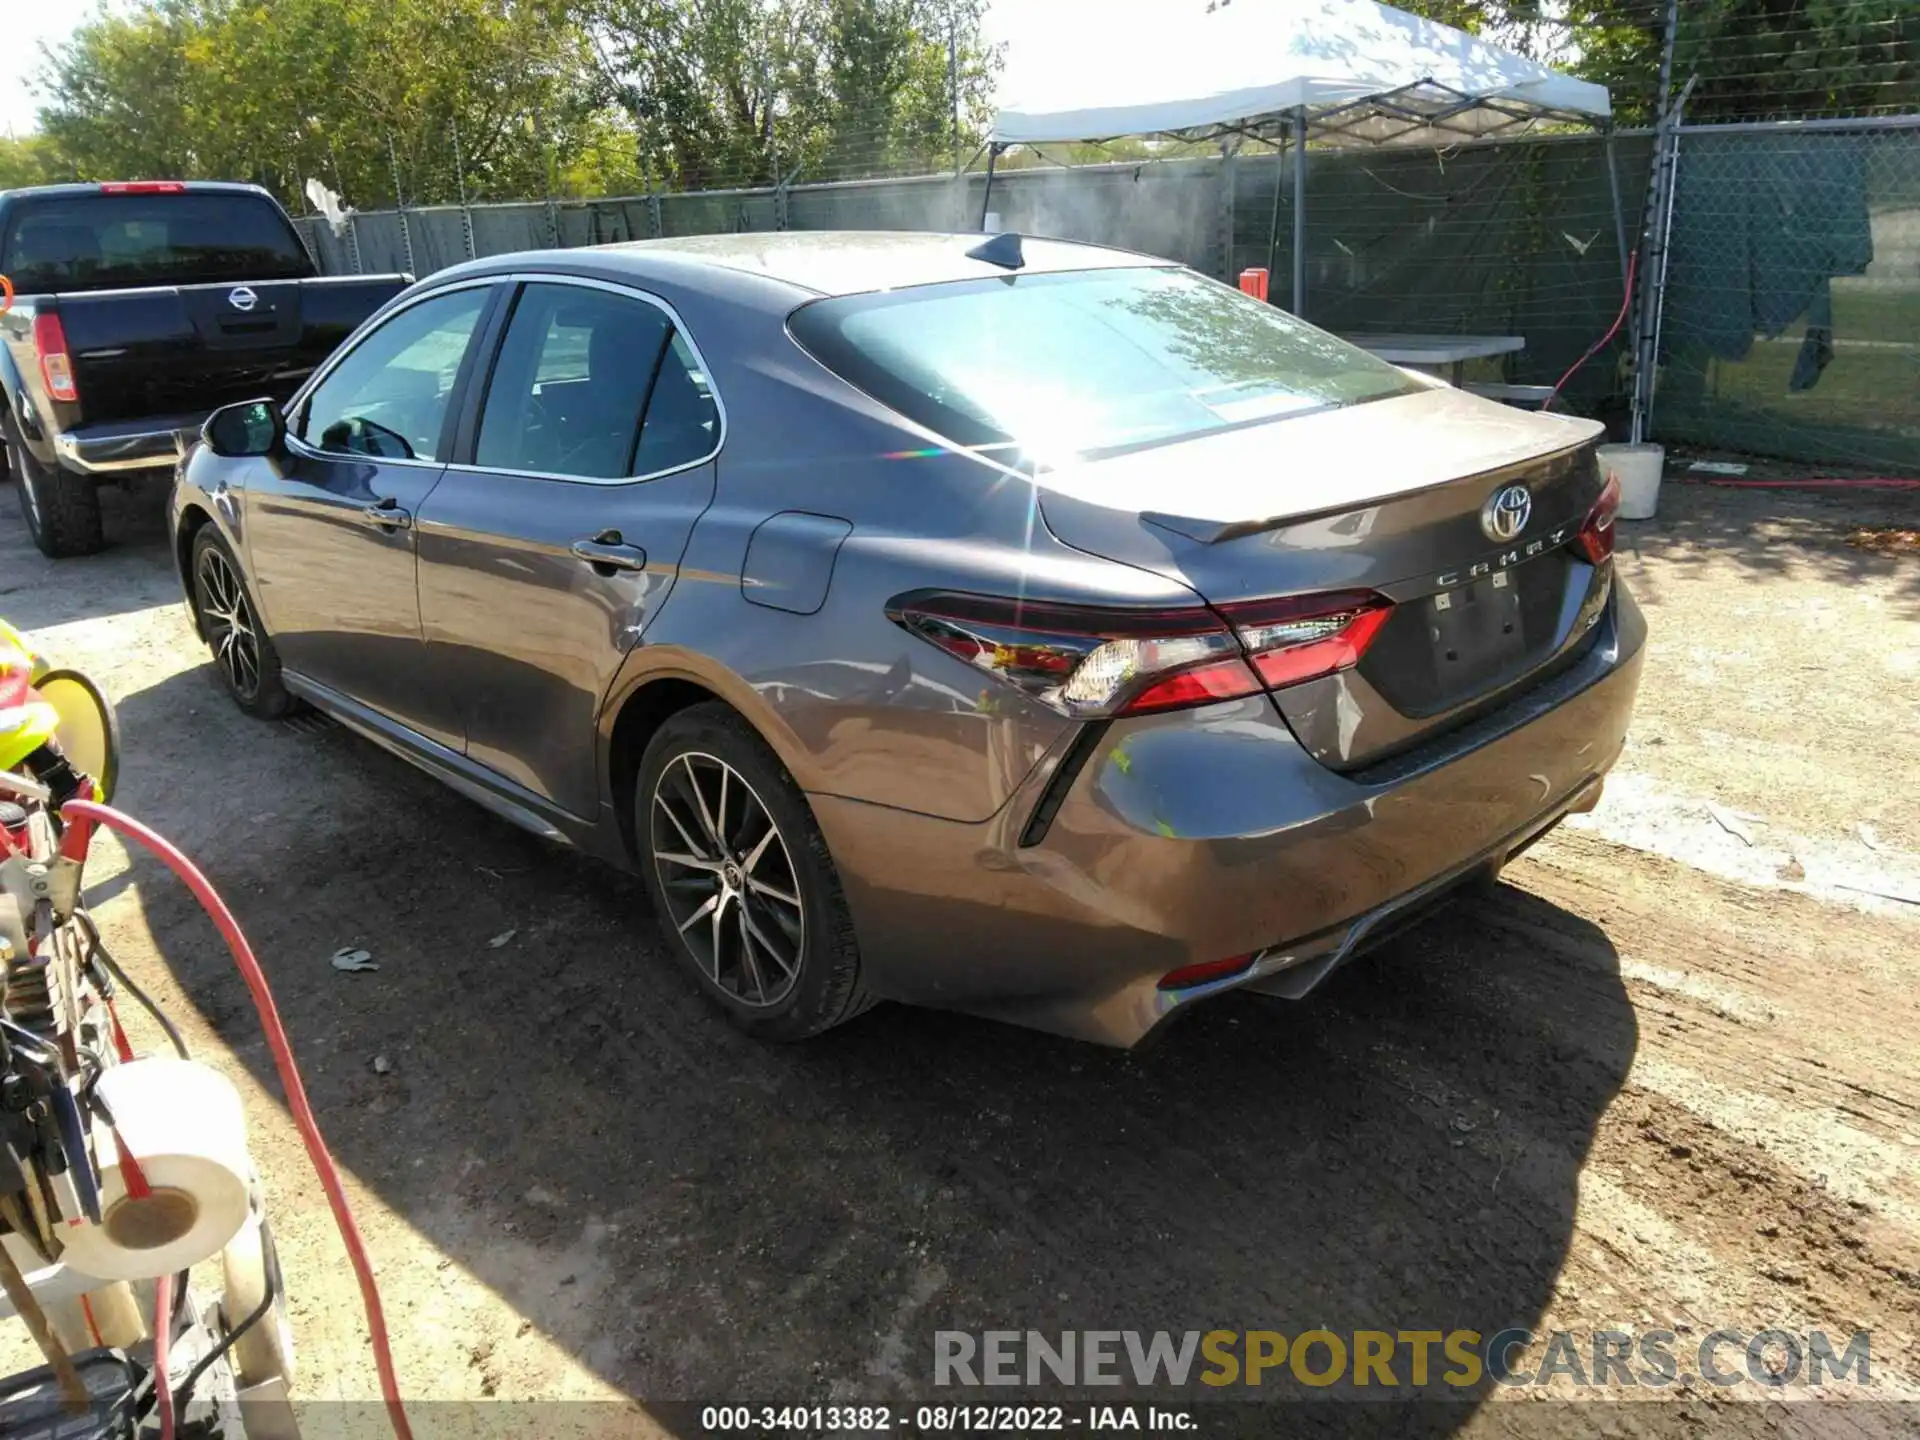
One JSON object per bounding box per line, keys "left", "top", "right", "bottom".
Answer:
{"left": 633, "top": 333, "right": 721, "bottom": 476}
{"left": 298, "top": 287, "right": 491, "bottom": 462}
{"left": 474, "top": 283, "right": 719, "bottom": 481}
{"left": 0, "top": 193, "right": 312, "bottom": 293}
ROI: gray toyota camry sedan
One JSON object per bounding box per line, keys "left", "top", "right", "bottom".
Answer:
{"left": 171, "top": 231, "right": 1643, "bottom": 1047}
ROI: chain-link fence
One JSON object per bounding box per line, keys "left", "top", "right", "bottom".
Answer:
{"left": 268, "top": 0, "right": 1918, "bottom": 475}
{"left": 1654, "top": 118, "right": 1920, "bottom": 472}
{"left": 293, "top": 117, "right": 1920, "bottom": 473}
{"left": 1225, "top": 133, "right": 1650, "bottom": 419}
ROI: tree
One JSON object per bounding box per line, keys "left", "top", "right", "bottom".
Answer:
{"left": 33, "top": 1, "right": 206, "bottom": 185}
{"left": 1394, "top": 0, "right": 1917, "bottom": 126}
{"left": 1662, "top": 0, "right": 1917, "bottom": 123}
{"left": 34, "top": 0, "right": 620, "bottom": 208}
{"left": 0, "top": 134, "right": 67, "bottom": 191}
{"left": 583, "top": 0, "right": 997, "bottom": 189}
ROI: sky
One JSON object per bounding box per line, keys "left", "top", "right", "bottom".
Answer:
{"left": 0, "top": 4, "right": 83, "bottom": 137}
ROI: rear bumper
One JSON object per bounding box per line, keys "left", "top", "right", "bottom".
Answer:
{"left": 812, "top": 582, "right": 1646, "bottom": 1047}
{"left": 54, "top": 413, "right": 208, "bottom": 475}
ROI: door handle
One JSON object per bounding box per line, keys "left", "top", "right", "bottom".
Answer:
{"left": 360, "top": 498, "right": 412, "bottom": 530}
{"left": 570, "top": 531, "right": 648, "bottom": 573}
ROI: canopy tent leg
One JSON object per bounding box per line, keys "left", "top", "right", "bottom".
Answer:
{"left": 1604, "top": 127, "right": 1637, "bottom": 403}
{"left": 979, "top": 144, "right": 1002, "bottom": 230}
{"left": 1264, "top": 128, "right": 1288, "bottom": 294}
{"left": 1603, "top": 128, "right": 1631, "bottom": 287}
{"left": 1291, "top": 106, "right": 1308, "bottom": 317}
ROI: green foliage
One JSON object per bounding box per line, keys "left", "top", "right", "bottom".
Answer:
{"left": 582, "top": 0, "right": 997, "bottom": 189}
{"left": 1667, "top": 0, "right": 1918, "bottom": 123}
{"left": 0, "top": 134, "right": 67, "bottom": 191}
{"left": 1394, "top": 0, "right": 1917, "bottom": 125}
{"left": 17, "top": 0, "right": 1910, "bottom": 216}
{"left": 35, "top": 0, "right": 627, "bottom": 207}
{"left": 27, "top": 0, "right": 995, "bottom": 208}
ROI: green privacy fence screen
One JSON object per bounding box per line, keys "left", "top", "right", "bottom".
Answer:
{"left": 1657, "top": 120, "right": 1920, "bottom": 473}
{"left": 295, "top": 118, "right": 1920, "bottom": 475}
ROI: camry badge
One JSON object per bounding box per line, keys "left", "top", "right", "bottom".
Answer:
{"left": 1481, "top": 484, "right": 1532, "bottom": 543}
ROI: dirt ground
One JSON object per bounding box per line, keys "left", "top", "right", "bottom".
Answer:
{"left": 1, "top": 466, "right": 1916, "bottom": 1438}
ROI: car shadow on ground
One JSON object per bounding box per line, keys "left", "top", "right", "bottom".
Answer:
{"left": 100, "top": 657, "right": 1641, "bottom": 1437}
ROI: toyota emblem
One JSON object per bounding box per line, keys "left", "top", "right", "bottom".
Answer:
{"left": 1480, "top": 484, "right": 1532, "bottom": 543}
{"left": 228, "top": 286, "right": 258, "bottom": 312}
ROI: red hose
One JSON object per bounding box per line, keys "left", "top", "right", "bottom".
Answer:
{"left": 62, "top": 799, "right": 414, "bottom": 1440}
{"left": 1544, "top": 248, "right": 1638, "bottom": 413}
{"left": 152, "top": 1272, "right": 175, "bottom": 1440}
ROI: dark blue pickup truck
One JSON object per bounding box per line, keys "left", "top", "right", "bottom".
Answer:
{"left": 0, "top": 180, "right": 407, "bottom": 556}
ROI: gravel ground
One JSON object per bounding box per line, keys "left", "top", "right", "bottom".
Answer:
{"left": 1, "top": 471, "right": 1915, "bottom": 1438}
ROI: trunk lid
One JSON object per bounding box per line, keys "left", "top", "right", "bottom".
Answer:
{"left": 1036, "top": 385, "right": 1613, "bottom": 768}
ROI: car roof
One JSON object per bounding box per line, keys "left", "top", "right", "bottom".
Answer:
{"left": 596, "top": 230, "right": 1175, "bottom": 298}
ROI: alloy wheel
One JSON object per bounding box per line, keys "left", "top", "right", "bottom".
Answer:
{"left": 650, "top": 751, "right": 805, "bottom": 1008}
{"left": 196, "top": 545, "right": 262, "bottom": 701}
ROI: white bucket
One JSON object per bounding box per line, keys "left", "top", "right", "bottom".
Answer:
{"left": 1598, "top": 442, "right": 1664, "bottom": 520}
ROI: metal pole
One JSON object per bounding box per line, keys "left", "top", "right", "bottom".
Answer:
{"left": 1291, "top": 106, "right": 1308, "bottom": 317}
{"left": 452, "top": 119, "right": 475, "bottom": 261}
{"left": 1603, "top": 127, "right": 1634, "bottom": 390}
{"left": 1603, "top": 129, "right": 1630, "bottom": 287}
{"left": 1630, "top": 0, "right": 1682, "bottom": 443}
{"left": 769, "top": 74, "right": 784, "bottom": 232}
{"left": 949, "top": 18, "right": 963, "bottom": 176}
{"left": 1265, "top": 129, "right": 1287, "bottom": 293}
{"left": 386, "top": 134, "right": 416, "bottom": 278}
{"left": 1643, "top": 98, "right": 1692, "bottom": 441}
{"left": 1217, "top": 139, "right": 1238, "bottom": 283}
{"left": 1632, "top": 74, "right": 1696, "bottom": 444}
{"left": 979, "top": 143, "right": 1000, "bottom": 229}
{"left": 535, "top": 105, "right": 560, "bottom": 249}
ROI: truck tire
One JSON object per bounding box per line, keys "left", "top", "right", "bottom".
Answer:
{"left": 5, "top": 425, "right": 104, "bottom": 558}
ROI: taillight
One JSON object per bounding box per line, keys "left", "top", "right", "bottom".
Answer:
{"left": 98, "top": 181, "right": 186, "bottom": 195}
{"left": 887, "top": 587, "right": 1394, "bottom": 719}
{"left": 1574, "top": 475, "right": 1621, "bottom": 566}
{"left": 33, "top": 313, "right": 78, "bottom": 403}
{"left": 1219, "top": 591, "right": 1395, "bottom": 690}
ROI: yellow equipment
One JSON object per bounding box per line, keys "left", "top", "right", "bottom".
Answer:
{"left": 0, "top": 619, "right": 118, "bottom": 802}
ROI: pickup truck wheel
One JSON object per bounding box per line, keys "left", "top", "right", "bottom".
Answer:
{"left": 7, "top": 431, "right": 105, "bottom": 559}
{"left": 191, "top": 527, "right": 291, "bottom": 718}
{"left": 5, "top": 428, "right": 103, "bottom": 556}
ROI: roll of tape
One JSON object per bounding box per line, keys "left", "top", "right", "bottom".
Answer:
{"left": 60, "top": 1059, "right": 252, "bottom": 1283}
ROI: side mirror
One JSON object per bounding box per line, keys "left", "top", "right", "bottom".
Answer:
{"left": 202, "top": 399, "right": 286, "bottom": 458}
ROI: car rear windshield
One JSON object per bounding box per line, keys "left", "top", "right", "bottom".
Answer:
{"left": 0, "top": 193, "right": 312, "bottom": 293}
{"left": 788, "top": 266, "right": 1422, "bottom": 466}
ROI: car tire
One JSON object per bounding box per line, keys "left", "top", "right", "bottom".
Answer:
{"left": 190, "top": 526, "right": 292, "bottom": 719}
{"left": 636, "top": 702, "right": 870, "bottom": 1041}
{"left": 6, "top": 421, "right": 104, "bottom": 559}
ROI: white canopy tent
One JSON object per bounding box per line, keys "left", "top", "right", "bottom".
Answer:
{"left": 983, "top": 0, "right": 1624, "bottom": 317}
